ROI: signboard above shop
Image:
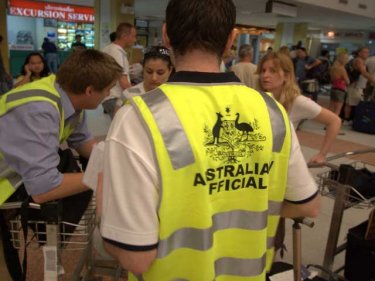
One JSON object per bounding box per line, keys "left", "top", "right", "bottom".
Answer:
{"left": 8, "top": 0, "right": 94, "bottom": 23}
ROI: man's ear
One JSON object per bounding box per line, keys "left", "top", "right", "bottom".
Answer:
{"left": 224, "top": 29, "right": 238, "bottom": 54}
{"left": 162, "top": 23, "right": 171, "bottom": 48}
{"left": 85, "top": 85, "right": 94, "bottom": 96}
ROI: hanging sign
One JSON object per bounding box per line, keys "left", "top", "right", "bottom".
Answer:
{"left": 8, "top": 0, "right": 95, "bottom": 23}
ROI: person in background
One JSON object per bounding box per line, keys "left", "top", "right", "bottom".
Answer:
{"left": 230, "top": 44, "right": 258, "bottom": 89}
{"left": 364, "top": 54, "right": 375, "bottom": 99}
{"left": 329, "top": 52, "right": 350, "bottom": 118}
{"left": 109, "top": 32, "right": 116, "bottom": 43}
{"left": 344, "top": 47, "right": 375, "bottom": 123}
{"left": 99, "top": 0, "right": 320, "bottom": 280}
{"left": 0, "top": 49, "right": 122, "bottom": 205}
{"left": 259, "top": 52, "right": 341, "bottom": 164}
{"left": 278, "top": 45, "right": 290, "bottom": 57}
{"left": 71, "top": 34, "right": 86, "bottom": 50}
{"left": 14, "top": 52, "right": 50, "bottom": 88}
{"left": 220, "top": 46, "right": 236, "bottom": 72}
{"left": 289, "top": 40, "right": 303, "bottom": 59}
{"left": 294, "top": 47, "right": 321, "bottom": 101}
{"left": 41, "top": 37, "right": 59, "bottom": 74}
{"left": 116, "top": 46, "right": 173, "bottom": 110}
{"left": 101, "top": 22, "right": 137, "bottom": 119}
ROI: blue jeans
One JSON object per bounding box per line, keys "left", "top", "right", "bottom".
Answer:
{"left": 45, "top": 53, "right": 59, "bottom": 73}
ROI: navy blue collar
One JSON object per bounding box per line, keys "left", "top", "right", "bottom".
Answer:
{"left": 168, "top": 71, "right": 240, "bottom": 84}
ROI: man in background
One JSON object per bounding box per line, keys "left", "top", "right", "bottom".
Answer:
{"left": 345, "top": 47, "right": 375, "bottom": 122}
{"left": 231, "top": 44, "right": 258, "bottom": 89}
{"left": 71, "top": 34, "right": 86, "bottom": 50}
{"left": 101, "top": 23, "right": 136, "bottom": 118}
{"left": 41, "top": 37, "right": 59, "bottom": 73}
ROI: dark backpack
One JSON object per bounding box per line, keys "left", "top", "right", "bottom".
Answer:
{"left": 345, "top": 59, "right": 361, "bottom": 84}
{"left": 307, "top": 59, "right": 331, "bottom": 85}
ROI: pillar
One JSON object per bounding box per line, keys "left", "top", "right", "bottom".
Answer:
{"left": 111, "top": 0, "right": 135, "bottom": 32}
{"left": 0, "top": 0, "right": 9, "bottom": 72}
{"left": 293, "top": 23, "right": 308, "bottom": 48}
{"left": 273, "top": 22, "right": 308, "bottom": 51}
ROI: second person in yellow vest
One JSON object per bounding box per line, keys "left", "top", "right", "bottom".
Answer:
{"left": 99, "top": 1, "right": 321, "bottom": 280}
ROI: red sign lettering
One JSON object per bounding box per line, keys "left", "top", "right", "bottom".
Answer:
{"left": 8, "top": 0, "right": 94, "bottom": 23}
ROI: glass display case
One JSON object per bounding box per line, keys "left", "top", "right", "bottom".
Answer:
{"left": 57, "top": 21, "right": 94, "bottom": 50}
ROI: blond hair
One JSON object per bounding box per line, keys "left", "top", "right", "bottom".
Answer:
{"left": 258, "top": 52, "right": 301, "bottom": 111}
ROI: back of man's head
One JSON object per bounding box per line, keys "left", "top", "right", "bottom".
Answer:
{"left": 320, "top": 49, "right": 329, "bottom": 57}
{"left": 56, "top": 49, "right": 122, "bottom": 95}
{"left": 165, "top": 0, "right": 236, "bottom": 59}
{"left": 109, "top": 32, "right": 116, "bottom": 43}
{"left": 238, "top": 44, "right": 253, "bottom": 61}
{"left": 116, "top": 22, "right": 134, "bottom": 40}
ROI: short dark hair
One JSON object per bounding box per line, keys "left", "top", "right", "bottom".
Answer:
{"left": 116, "top": 22, "right": 134, "bottom": 40}
{"left": 56, "top": 49, "right": 123, "bottom": 95}
{"left": 143, "top": 46, "right": 173, "bottom": 69}
{"left": 165, "top": 0, "right": 236, "bottom": 59}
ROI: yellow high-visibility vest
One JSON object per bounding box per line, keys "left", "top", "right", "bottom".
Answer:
{"left": 0, "top": 75, "right": 80, "bottom": 205}
{"left": 128, "top": 82, "right": 291, "bottom": 281}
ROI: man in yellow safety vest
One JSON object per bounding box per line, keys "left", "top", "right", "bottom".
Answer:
{"left": 0, "top": 50, "right": 122, "bottom": 205}
{"left": 99, "top": 1, "right": 321, "bottom": 280}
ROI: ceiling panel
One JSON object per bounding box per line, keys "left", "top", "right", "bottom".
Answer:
{"left": 134, "top": 0, "right": 375, "bottom": 31}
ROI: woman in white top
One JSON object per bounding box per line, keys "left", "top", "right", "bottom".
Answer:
{"left": 258, "top": 52, "right": 341, "bottom": 164}
{"left": 116, "top": 46, "right": 173, "bottom": 110}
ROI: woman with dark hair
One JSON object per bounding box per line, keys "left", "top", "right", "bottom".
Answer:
{"left": 15, "top": 52, "right": 50, "bottom": 87}
{"left": 115, "top": 46, "right": 173, "bottom": 111}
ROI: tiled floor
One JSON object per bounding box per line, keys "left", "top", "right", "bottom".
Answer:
{"left": 1, "top": 94, "right": 374, "bottom": 280}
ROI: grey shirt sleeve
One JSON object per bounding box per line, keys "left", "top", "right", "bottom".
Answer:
{"left": 0, "top": 102, "right": 63, "bottom": 195}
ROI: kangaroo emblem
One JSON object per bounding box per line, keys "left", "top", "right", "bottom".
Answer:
{"left": 235, "top": 113, "right": 253, "bottom": 141}
{"left": 211, "top": 112, "right": 223, "bottom": 144}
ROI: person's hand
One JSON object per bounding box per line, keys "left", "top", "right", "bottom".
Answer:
{"left": 308, "top": 153, "right": 326, "bottom": 165}
{"left": 24, "top": 64, "right": 32, "bottom": 76}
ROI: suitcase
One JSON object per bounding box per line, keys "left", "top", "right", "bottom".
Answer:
{"left": 352, "top": 101, "right": 375, "bottom": 134}
{"left": 344, "top": 221, "right": 375, "bottom": 281}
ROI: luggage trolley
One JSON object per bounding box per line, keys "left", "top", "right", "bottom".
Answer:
{"left": 316, "top": 148, "right": 375, "bottom": 280}
{"left": 1, "top": 198, "right": 96, "bottom": 281}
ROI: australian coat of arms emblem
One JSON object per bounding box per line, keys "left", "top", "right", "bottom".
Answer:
{"left": 204, "top": 107, "right": 266, "bottom": 163}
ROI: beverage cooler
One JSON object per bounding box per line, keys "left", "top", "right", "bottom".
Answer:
{"left": 57, "top": 21, "right": 94, "bottom": 50}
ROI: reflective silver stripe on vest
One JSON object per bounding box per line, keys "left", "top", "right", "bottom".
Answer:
{"left": 259, "top": 92, "right": 286, "bottom": 153}
{"left": 215, "top": 254, "right": 266, "bottom": 277}
{"left": 6, "top": 173, "right": 23, "bottom": 189}
{"left": 6, "top": 90, "right": 62, "bottom": 115}
{"left": 0, "top": 157, "right": 23, "bottom": 189}
{"left": 141, "top": 89, "right": 195, "bottom": 170}
{"left": 268, "top": 200, "right": 283, "bottom": 215}
{"left": 267, "top": 236, "right": 275, "bottom": 249}
{"left": 157, "top": 209, "right": 267, "bottom": 259}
